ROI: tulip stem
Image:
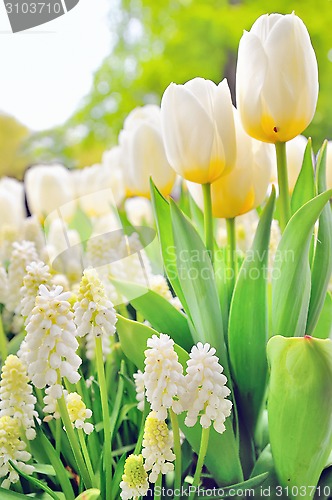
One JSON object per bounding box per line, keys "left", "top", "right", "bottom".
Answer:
{"left": 275, "top": 141, "right": 291, "bottom": 232}
{"left": 202, "top": 183, "right": 214, "bottom": 263}
{"left": 226, "top": 217, "right": 237, "bottom": 297}
{"left": 189, "top": 426, "right": 210, "bottom": 500}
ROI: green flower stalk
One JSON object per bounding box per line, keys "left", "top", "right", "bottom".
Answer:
{"left": 267, "top": 335, "right": 332, "bottom": 499}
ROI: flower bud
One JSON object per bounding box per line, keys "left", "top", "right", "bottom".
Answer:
{"left": 119, "top": 105, "right": 176, "bottom": 197}
{"left": 161, "top": 77, "right": 236, "bottom": 183}
{"left": 236, "top": 13, "right": 318, "bottom": 143}
{"left": 267, "top": 335, "right": 332, "bottom": 495}
{"left": 187, "top": 111, "right": 273, "bottom": 218}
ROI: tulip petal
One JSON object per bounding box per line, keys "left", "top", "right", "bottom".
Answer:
{"left": 161, "top": 83, "right": 216, "bottom": 183}
{"left": 214, "top": 79, "right": 236, "bottom": 174}
{"left": 128, "top": 122, "right": 175, "bottom": 197}
{"left": 236, "top": 32, "right": 270, "bottom": 143}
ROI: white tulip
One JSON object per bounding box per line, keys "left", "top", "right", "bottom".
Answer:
{"left": 161, "top": 77, "right": 236, "bottom": 184}
{"left": 236, "top": 13, "right": 319, "bottom": 143}
{"left": 25, "top": 164, "right": 75, "bottom": 222}
{"left": 125, "top": 197, "right": 153, "bottom": 227}
{"left": 187, "top": 111, "right": 273, "bottom": 219}
{"left": 0, "top": 177, "right": 25, "bottom": 231}
{"left": 72, "top": 159, "right": 124, "bottom": 217}
{"left": 119, "top": 105, "right": 176, "bottom": 197}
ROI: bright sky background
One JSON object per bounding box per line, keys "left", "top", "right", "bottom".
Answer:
{"left": 0, "top": 0, "right": 111, "bottom": 130}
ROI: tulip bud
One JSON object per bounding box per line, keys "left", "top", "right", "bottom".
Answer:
{"left": 236, "top": 13, "right": 319, "bottom": 143}
{"left": 25, "top": 164, "right": 75, "bottom": 222}
{"left": 267, "top": 335, "right": 332, "bottom": 497}
{"left": 187, "top": 111, "right": 273, "bottom": 219}
{"left": 161, "top": 77, "right": 236, "bottom": 184}
{"left": 119, "top": 105, "right": 176, "bottom": 198}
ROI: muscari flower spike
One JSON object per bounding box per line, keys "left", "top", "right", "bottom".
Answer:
{"left": 0, "top": 355, "right": 38, "bottom": 440}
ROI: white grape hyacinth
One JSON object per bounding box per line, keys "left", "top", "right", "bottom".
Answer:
{"left": 74, "top": 268, "right": 117, "bottom": 360}
{"left": 133, "top": 370, "right": 145, "bottom": 412}
{"left": 0, "top": 415, "right": 34, "bottom": 489}
{"left": 6, "top": 240, "right": 38, "bottom": 312}
{"left": 142, "top": 411, "right": 175, "bottom": 483}
{"left": 143, "top": 333, "right": 185, "bottom": 420}
{"left": 19, "top": 285, "right": 81, "bottom": 389}
{"left": 65, "top": 392, "right": 94, "bottom": 435}
{"left": 120, "top": 454, "right": 149, "bottom": 500}
{"left": 19, "top": 261, "right": 51, "bottom": 322}
{"left": 182, "top": 342, "right": 232, "bottom": 434}
{"left": 0, "top": 355, "right": 39, "bottom": 440}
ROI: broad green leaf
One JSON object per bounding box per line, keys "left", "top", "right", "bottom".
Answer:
{"left": 272, "top": 190, "right": 332, "bottom": 337}
{"left": 169, "top": 199, "right": 229, "bottom": 374}
{"left": 35, "top": 425, "right": 75, "bottom": 500}
{"left": 112, "top": 278, "right": 193, "bottom": 351}
{"left": 177, "top": 413, "right": 243, "bottom": 487}
{"left": 214, "top": 247, "right": 229, "bottom": 336}
{"left": 68, "top": 206, "right": 93, "bottom": 246}
{"left": 169, "top": 200, "right": 244, "bottom": 485}
{"left": 116, "top": 315, "right": 243, "bottom": 485}
{"left": 249, "top": 445, "right": 286, "bottom": 498}
{"left": 9, "top": 461, "right": 60, "bottom": 500}
{"left": 195, "top": 472, "right": 268, "bottom": 498}
{"left": 116, "top": 314, "right": 189, "bottom": 371}
{"left": 228, "top": 188, "right": 275, "bottom": 433}
{"left": 150, "top": 180, "right": 188, "bottom": 311}
{"left": 33, "top": 464, "right": 56, "bottom": 476}
{"left": 267, "top": 336, "right": 332, "bottom": 495}
{"left": 291, "top": 137, "right": 315, "bottom": 214}
{"left": 188, "top": 189, "right": 205, "bottom": 240}
{"left": 110, "top": 453, "right": 126, "bottom": 500}
{"left": 312, "top": 292, "right": 332, "bottom": 339}
{"left": 306, "top": 142, "right": 332, "bottom": 334}
{"left": 0, "top": 490, "right": 28, "bottom": 499}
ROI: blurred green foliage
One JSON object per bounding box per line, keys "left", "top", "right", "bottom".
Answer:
{"left": 0, "top": 113, "right": 30, "bottom": 179}
{"left": 6, "top": 0, "right": 332, "bottom": 175}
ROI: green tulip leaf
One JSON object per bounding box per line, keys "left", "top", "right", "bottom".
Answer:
{"left": 169, "top": 199, "right": 244, "bottom": 485}
{"left": 267, "top": 335, "right": 332, "bottom": 495}
{"left": 194, "top": 472, "right": 268, "bottom": 498}
{"left": 169, "top": 199, "right": 228, "bottom": 373}
{"left": 177, "top": 413, "right": 244, "bottom": 487}
{"left": 0, "top": 490, "right": 29, "bottom": 499}
{"left": 150, "top": 179, "right": 188, "bottom": 311}
{"left": 272, "top": 189, "right": 332, "bottom": 337}
{"left": 111, "top": 278, "right": 193, "bottom": 351}
{"left": 291, "top": 137, "right": 315, "bottom": 214}
{"left": 312, "top": 292, "right": 332, "bottom": 340}
{"left": 306, "top": 142, "right": 332, "bottom": 334}
{"left": 228, "top": 187, "right": 275, "bottom": 433}
{"left": 68, "top": 205, "right": 93, "bottom": 246}
{"left": 116, "top": 314, "right": 189, "bottom": 371}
